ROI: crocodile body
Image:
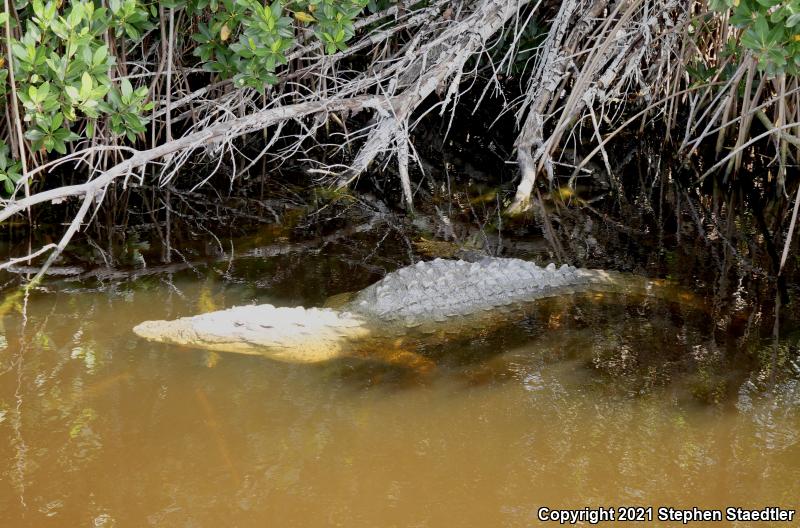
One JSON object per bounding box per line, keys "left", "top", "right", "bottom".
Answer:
{"left": 133, "top": 257, "right": 622, "bottom": 363}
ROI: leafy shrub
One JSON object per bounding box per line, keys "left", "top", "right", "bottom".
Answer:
{"left": 0, "top": 0, "right": 369, "bottom": 194}
{"left": 189, "top": 0, "right": 367, "bottom": 89}
{"left": 711, "top": 0, "right": 800, "bottom": 76}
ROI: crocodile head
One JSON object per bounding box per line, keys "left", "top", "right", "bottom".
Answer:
{"left": 133, "top": 304, "right": 371, "bottom": 363}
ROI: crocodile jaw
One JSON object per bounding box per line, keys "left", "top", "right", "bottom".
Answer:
{"left": 133, "top": 304, "right": 370, "bottom": 363}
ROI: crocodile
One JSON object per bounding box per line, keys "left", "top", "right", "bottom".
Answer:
{"left": 133, "top": 257, "right": 683, "bottom": 364}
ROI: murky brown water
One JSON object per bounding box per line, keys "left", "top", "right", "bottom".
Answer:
{"left": 1, "top": 233, "right": 799, "bottom": 527}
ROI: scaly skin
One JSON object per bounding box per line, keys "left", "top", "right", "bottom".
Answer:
{"left": 133, "top": 257, "right": 628, "bottom": 363}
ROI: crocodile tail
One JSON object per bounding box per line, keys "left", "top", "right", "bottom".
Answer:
{"left": 578, "top": 269, "right": 706, "bottom": 310}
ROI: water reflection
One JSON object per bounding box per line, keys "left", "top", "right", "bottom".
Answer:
{"left": 0, "top": 249, "right": 798, "bottom": 526}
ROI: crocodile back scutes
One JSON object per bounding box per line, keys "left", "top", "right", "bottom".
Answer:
{"left": 347, "top": 257, "right": 602, "bottom": 326}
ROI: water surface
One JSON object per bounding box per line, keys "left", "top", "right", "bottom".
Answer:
{"left": 0, "top": 238, "right": 798, "bottom": 526}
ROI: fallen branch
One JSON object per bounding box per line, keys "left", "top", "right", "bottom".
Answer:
{"left": 0, "top": 95, "right": 394, "bottom": 223}
{"left": 0, "top": 94, "right": 400, "bottom": 275}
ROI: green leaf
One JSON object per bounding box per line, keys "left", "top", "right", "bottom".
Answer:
{"left": 731, "top": 5, "right": 755, "bottom": 27}
{"left": 120, "top": 78, "right": 133, "bottom": 100}
{"left": 38, "top": 81, "right": 51, "bottom": 100}
{"left": 124, "top": 23, "right": 141, "bottom": 41}
{"left": 107, "top": 88, "right": 122, "bottom": 108}
{"left": 11, "top": 43, "right": 29, "bottom": 62}
{"left": 51, "top": 111, "right": 63, "bottom": 130}
{"left": 65, "top": 85, "right": 80, "bottom": 101}
{"left": 80, "top": 72, "right": 92, "bottom": 99}
{"left": 753, "top": 13, "right": 770, "bottom": 42}
{"left": 68, "top": 3, "right": 84, "bottom": 28}
{"left": 32, "top": 0, "right": 44, "bottom": 19}
{"left": 93, "top": 45, "right": 108, "bottom": 66}
{"left": 767, "top": 47, "right": 787, "bottom": 66}
{"left": 270, "top": 0, "right": 282, "bottom": 20}
{"left": 24, "top": 128, "right": 45, "bottom": 141}
{"left": 53, "top": 138, "right": 67, "bottom": 154}
{"left": 766, "top": 23, "right": 785, "bottom": 45}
